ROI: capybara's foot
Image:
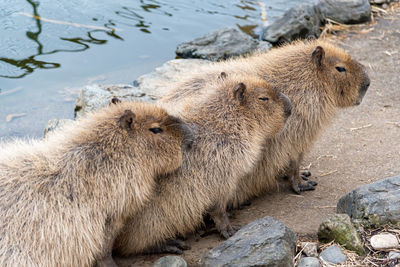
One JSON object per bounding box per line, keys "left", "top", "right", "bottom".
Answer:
{"left": 95, "top": 256, "right": 117, "bottom": 267}
{"left": 150, "top": 239, "right": 190, "bottom": 254}
{"left": 292, "top": 180, "right": 318, "bottom": 194}
{"left": 220, "top": 224, "right": 241, "bottom": 239}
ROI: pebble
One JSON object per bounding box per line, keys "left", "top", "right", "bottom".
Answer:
{"left": 153, "top": 256, "right": 187, "bottom": 267}
{"left": 319, "top": 245, "right": 347, "bottom": 264}
{"left": 389, "top": 251, "right": 400, "bottom": 260}
{"left": 370, "top": 233, "right": 399, "bottom": 250}
{"left": 301, "top": 242, "right": 319, "bottom": 257}
{"left": 298, "top": 257, "right": 321, "bottom": 267}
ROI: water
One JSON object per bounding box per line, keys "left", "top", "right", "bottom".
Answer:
{"left": 0, "top": 0, "right": 306, "bottom": 138}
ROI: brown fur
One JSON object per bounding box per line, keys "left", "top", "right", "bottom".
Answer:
{"left": 114, "top": 74, "right": 290, "bottom": 255}
{"left": 160, "top": 39, "right": 370, "bottom": 207}
{"left": 0, "top": 102, "right": 189, "bottom": 267}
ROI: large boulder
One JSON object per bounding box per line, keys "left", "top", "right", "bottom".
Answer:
{"left": 176, "top": 27, "right": 270, "bottom": 61}
{"left": 261, "top": 3, "right": 323, "bottom": 44}
{"left": 318, "top": 0, "right": 371, "bottom": 24}
{"left": 318, "top": 214, "right": 365, "bottom": 255}
{"left": 337, "top": 175, "right": 400, "bottom": 227}
{"left": 201, "top": 216, "right": 296, "bottom": 267}
{"left": 134, "top": 59, "right": 210, "bottom": 98}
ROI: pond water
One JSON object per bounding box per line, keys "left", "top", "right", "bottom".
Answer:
{"left": 0, "top": 0, "right": 307, "bottom": 139}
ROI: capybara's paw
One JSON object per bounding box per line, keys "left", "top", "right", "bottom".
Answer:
{"left": 95, "top": 256, "right": 117, "bottom": 267}
{"left": 220, "top": 223, "right": 240, "bottom": 239}
{"left": 154, "top": 239, "right": 191, "bottom": 254}
{"left": 298, "top": 180, "right": 318, "bottom": 191}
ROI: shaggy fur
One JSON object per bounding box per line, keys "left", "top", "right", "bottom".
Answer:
{"left": 161, "top": 39, "right": 370, "bottom": 207}
{"left": 114, "top": 74, "right": 290, "bottom": 255}
{"left": 0, "top": 102, "right": 189, "bottom": 267}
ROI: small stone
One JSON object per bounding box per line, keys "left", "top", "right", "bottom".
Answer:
{"left": 318, "top": 0, "right": 371, "bottom": 24}
{"left": 319, "top": 245, "right": 347, "bottom": 265}
{"left": 153, "top": 256, "right": 187, "bottom": 267}
{"left": 337, "top": 175, "right": 400, "bottom": 227}
{"left": 389, "top": 251, "right": 400, "bottom": 260}
{"left": 298, "top": 257, "right": 321, "bottom": 267}
{"left": 370, "top": 233, "right": 399, "bottom": 250}
{"left": 201, "top": 216, "right": 296, "bottom": 267}
{"left": 382, "top": 3, "right": 388, "bottom": 8}
{"left": 301, "top": 242, "right": 318, "bottom": 257}
{"left": 176, "top": 27, "right": 265, "bottom": 61}
{"left": 318, "top": 214, "right": 365, "bottom": 255}
{"left": 262, "top": 3, "right": 323, "bottom": 44}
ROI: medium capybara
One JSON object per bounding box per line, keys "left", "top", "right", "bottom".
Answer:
{"left": 160, "top": 39, "right": 370, "bottom": 207}
{"left": 113, "top": 73, "right": 291, "bottom": 255}
{"left": 0, "top": 102, "right": 191, "bottom": 267}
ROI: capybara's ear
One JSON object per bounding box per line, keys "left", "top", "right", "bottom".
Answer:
{"left": 119, "top": 110, "right": 136, "bottom": 130}
{"left": 110, "top": 97, "right": 121, "bottom": 105}
{"left": 312, "top": 46, "right": 325, "bottom": 68}
{"left": 233, "top": 83, "right": 246, "bottom": 104}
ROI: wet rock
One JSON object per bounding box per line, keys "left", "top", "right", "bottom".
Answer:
{"left": 135, "top": 59, "right": 210, "bottom": 98}
{"left": 337, "top": 175, "right": 400, "bottom": 227}
{"left": 389, "top": 251, "right": 400, "bottom": 260}
{"left": 43, "top": 118, "right": 73, "bottom": 138}
{"left": 153, "top": 256, "right": 187, "bottom": 267}
{"left": 319, "top": 245, "right": 347, "bottom": 265}
{"left": 370, "top": 233, "right": 399, "bottom": 250}
{"left": 318, "top": 214, "right": 365, "bottom": 255}
{"left": 318, "top": 0, "right": 371, "bottom": 24}
{"left": 300, "top": 242, "right": 318, "bottom": 257}
{"left": 261, "top": 3, "right": 323, "bottom": 44}
{"left": 74, "top": 84, "right": 154, "bottom": 118}
{"left": 176, "top": 28, "right": 267, "bottom": 61}
{"left": 297, "top": 257, "right": 320, "bottom": 267}
{"left": 201, "top": 216, "right": 296, "bottom": 267}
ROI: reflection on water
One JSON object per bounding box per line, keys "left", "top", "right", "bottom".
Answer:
{"left": 0, "top": 0, "right": 307, "bottom": 138}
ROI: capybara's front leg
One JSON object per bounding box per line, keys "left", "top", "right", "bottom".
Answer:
{"left": 209, "top": 205, "right": 240, "bottom": 239}
{"left": 95, "top": 217, "right": 119, "bottom": 267}
{"left": 288, "top": 154, "right": 318, "bottom": 194}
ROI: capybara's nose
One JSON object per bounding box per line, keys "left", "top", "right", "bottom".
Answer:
{"left": 280, "top": 92, "right": 292, "bottom": 119}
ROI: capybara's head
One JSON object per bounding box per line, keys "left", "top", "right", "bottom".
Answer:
{"left": 223, "top": 75, "right": 291, "bottom": 137}
{"left": 311, "top": 42, "right": 370, "bottom": 107}
{"left": 92, "top": 102, "right": 192, "bottom": 176}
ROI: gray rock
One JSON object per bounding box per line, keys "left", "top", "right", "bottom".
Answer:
{"left": 318, "top": 214, "right": 365, "bottom": 255}
{"left": 369, "top": 0, "right": 393, "bottom": 4}
{"left": 262, "top": 3, "right": 323, "bottom": 44}
{"left": 389, "top": 251, "right": 400, "bottom": 260}
{"left": 300, "top": 242, "right": 318, "bottom": 257}
{"left": 297, "top": 257, "right": 320, "bottom": 267}
{"left": 318, "top": 0, "right": 371, "bottom": 24}
{"left": 74, "top": 84, "right": 154, "bottom": 118}
{"left": 370, "top": 233, "right": 399, "bottom": 250}
{"left": 337, "top": 175, "right": 400, "bottom": 227}
{"left": 176, "top": 27, "right": 267, "bottom": 61}
{"left": 135, "top": 59, "right": 211, "bottom": 99}
{"left": 319, "top": 245, "right": 347, "bottom": 265}
{"left": 201, "top": 216, "right": 296, "bottom": 267}
{"left": 43, "top": 118, "right": 74, "bottom": 138}
{"left": 153, "top": 256, "right": 187, "bottom": 267}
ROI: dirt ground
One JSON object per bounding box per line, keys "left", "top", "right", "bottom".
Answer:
{"left": 117, "top": 7, "right": 400, "bottom": 267}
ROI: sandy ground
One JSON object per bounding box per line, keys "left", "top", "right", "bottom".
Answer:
{"left": 117, "top": 7, "right": 400, "bottom": 266}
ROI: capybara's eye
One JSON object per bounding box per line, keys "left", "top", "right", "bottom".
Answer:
{"left": 335, "top": 66, "right": 346, "bottom": 72}
{"left": 259, "top": 97, "right": 269, "bottom": 101}
{"left": 149, "top": 128, "right": 163, "bottom": 134}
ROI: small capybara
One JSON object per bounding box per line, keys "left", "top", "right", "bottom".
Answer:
{"left": 161, "top": 39, "right": 370, "bottom": 208}
{"left": 113, "top": 74, "right": 291, "bottom": 255}
{"left": 0, "top": 102, "right": 191, "bottom": 267}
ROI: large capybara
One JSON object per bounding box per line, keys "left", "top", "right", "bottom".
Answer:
{"left": 0, "top": 102, "right": 191, "bottom": 267}
{"left": 113, "top": 74, "right": 291, "bottom": 255}
{"left": 159, "top": 39, "right": 370, "bottom": 225}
